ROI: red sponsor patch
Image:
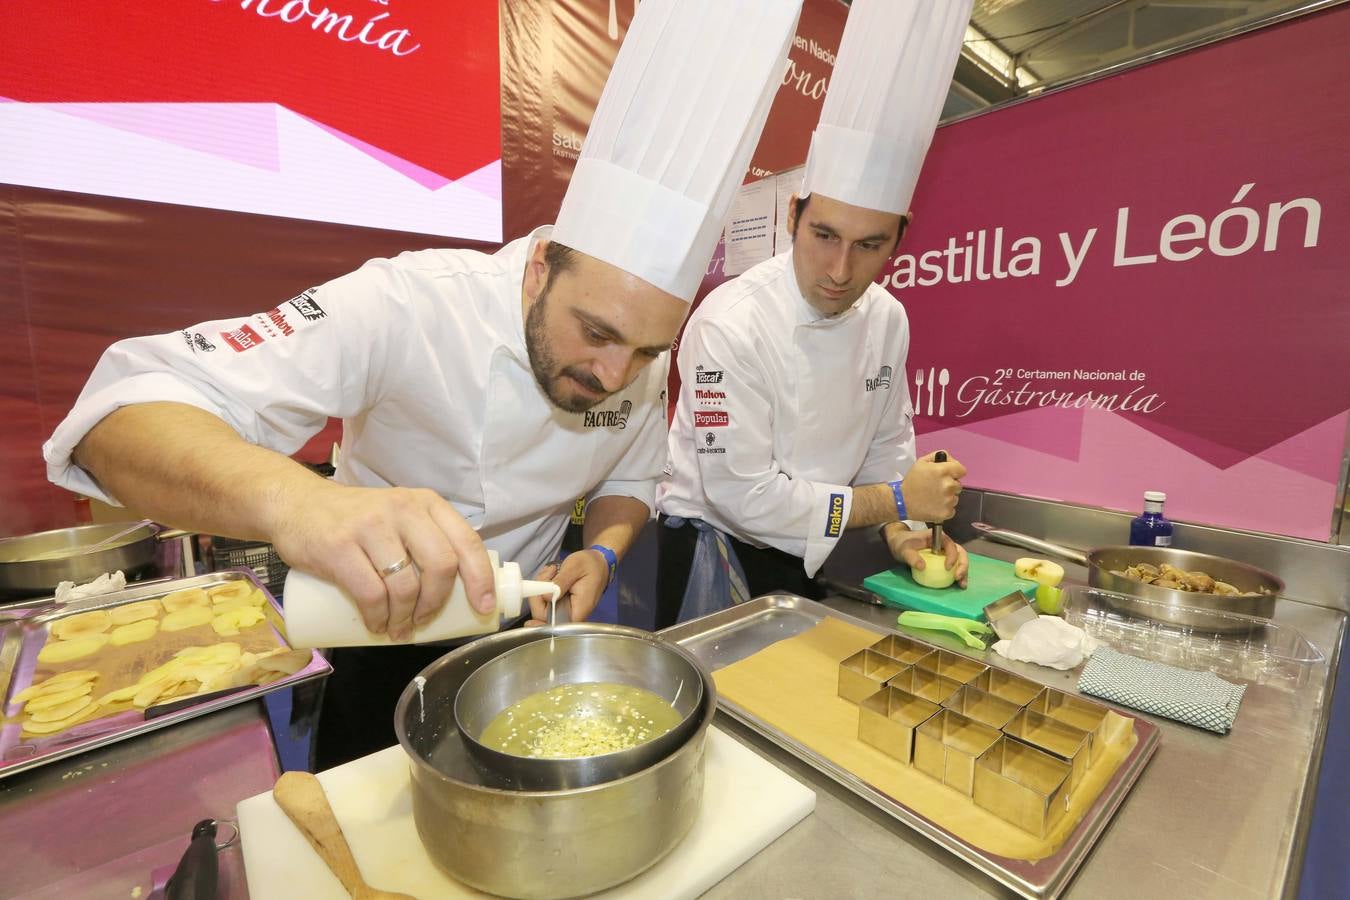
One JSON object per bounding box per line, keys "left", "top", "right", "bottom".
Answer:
{"left": 260, "top": 307, "right": 295, "bottom": 338}
{"left": 694, "top": 410, "right": 730, "bottom": 428}
{"left": 221, "top": 324, "right": 265, "bottom": 352}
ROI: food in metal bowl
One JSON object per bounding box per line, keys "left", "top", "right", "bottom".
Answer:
{"left": 1109, "top": 562, "right": 1269, "bottom": 597}
{"left": 479, "top": 681, "right": 683, "bottom": 759}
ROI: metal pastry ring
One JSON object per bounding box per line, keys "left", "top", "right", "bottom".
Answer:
{"left": 379, "top": 556, "right": 413, "bottom": 578}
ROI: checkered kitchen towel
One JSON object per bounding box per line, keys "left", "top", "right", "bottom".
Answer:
{"left": 1078, "top": 647, "right": 1247, "bottom": 734}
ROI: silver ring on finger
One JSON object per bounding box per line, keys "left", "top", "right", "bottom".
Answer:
{"left": 379, "top": 555, "right": 413, "bottom": 578}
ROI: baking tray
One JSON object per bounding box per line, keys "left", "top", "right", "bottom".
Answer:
{"left": 0, "top": 569, "right": 331, "bottom": 780}
{"left": 662, "top": 594, "right": 1160, "bottom": 899}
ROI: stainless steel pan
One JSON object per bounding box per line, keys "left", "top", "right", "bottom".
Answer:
{"left": 0, "top": 522, "right": 189, "bottom": 599}
{"left": 972, "top": 523, "right": 1282, "bottom": 633}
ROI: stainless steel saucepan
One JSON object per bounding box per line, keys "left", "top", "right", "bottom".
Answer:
{"left": 972, "top": 523, "right": 1282, "bottom": 633}
{"left": 0, "top": 522, "right": 190, "bottom": 600}
{"left": 397, "top": 623, "right": 714, "bottom": 900}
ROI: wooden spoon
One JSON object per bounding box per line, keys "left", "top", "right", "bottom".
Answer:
{"left": 273, "top": 771, "right": 417, "bottom": 900}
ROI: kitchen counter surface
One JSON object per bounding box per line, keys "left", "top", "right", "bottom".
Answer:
{"left": 701, "top": 538, "right": 1346, "bottom": 899}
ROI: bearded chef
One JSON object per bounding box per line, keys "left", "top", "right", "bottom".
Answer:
{"left": 655, "top": 0, "right": 976, "bottom": 626}
{"left": 43, "top": 0, "right": 802, "bottom": 766}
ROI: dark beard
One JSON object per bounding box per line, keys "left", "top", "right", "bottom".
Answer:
{"left": 524, "top": 282, "right": 608, "bottom": 413}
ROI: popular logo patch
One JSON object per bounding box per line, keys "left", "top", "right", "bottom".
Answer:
{"left": 221, "top": 324, "right": 265, "bottom": 352}
{"left": 693, "top": 410, "right": 729, "bottom": 428}
{"left": 824, "top": 493, "right": 845, "bottom": 537}
{"left": 866, "top": 365, "right": 893, "bottom": 392}
{"left": 584, "top": 399, "right": 632, "bottom": 430}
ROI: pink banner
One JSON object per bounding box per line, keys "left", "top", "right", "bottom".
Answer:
{"left": 888, "top": 8, "right": 1350, "bottom": 541}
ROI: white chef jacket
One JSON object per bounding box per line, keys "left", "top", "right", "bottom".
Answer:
{"left": 656, "top": 250, "right": 916, "bottom": 577}
{"left": 44, "top": 227, "right": 670, "bottom": 577}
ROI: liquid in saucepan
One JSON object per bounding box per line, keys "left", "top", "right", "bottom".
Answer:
{"left": 479, "top": 682, "right": 681, "bottom": 759}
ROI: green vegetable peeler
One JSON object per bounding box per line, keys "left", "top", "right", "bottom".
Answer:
{"left": 896, "top": 611, "right": 994, "bottom": 650}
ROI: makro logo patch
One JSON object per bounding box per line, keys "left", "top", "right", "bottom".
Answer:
{"left": 693, "top": 410, "right": 729, "bottom": 428}
{"left": 584, "top": 399, "right": 632, "bottom": 430}
{"left": 824, "top": 492, "right": 845, "bottom": 537}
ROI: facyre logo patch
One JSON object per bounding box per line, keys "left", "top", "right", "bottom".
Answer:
{"left": 584, "top": 399, "right": 632, "bottom": 430}
{"left": 866, "top": 365, "right": 893, "bottom": 392}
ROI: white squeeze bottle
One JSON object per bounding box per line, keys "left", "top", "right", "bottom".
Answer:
{"left": 281, "top": 550, "right": 561, "bottom": 649}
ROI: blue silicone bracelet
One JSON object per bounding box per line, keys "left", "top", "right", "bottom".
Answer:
{"left": 589, "top": 544, "right": 619, "bottom": 587}
{"left": 888, "top": 479, "right": 907, "bottom": 522}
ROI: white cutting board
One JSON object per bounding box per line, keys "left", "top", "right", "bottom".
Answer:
{"left": 237, "top": 726, "right": 815, "bottom": 899}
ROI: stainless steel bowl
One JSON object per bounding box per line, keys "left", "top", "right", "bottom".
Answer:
{"left": 395, "top": 624, "right": 715, "bottom": 900}
{"left": 454, "top": 632, "right": 704, "bottom": 790}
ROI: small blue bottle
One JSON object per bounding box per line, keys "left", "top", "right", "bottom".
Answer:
{"left": 1129, "top": 491, "right": 1174, "bottom": 547}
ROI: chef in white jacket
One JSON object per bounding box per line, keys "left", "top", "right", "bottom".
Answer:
{"left": 43, "top": 0, "right": 802, "bottom": 766}
{"left": 656, "top": 0, "right": 975, "bottom": 626}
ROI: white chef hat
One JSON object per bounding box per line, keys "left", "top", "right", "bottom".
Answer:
{"left": 800, "top": 0, "right": 974, "bottom": 216}
{"left": 551, "top": 0, "right": 802, "bottom": 303}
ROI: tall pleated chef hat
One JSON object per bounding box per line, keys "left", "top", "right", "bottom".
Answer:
{"left": 551, "top": 0, "right": 803, "bottom": 303}
{"left": 800, "top": 0, "right": 974, "bottom": 216}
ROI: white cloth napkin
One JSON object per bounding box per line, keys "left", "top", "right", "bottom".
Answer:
{"left": 54, "top": 570, "right": 126, "bottom": 604}
{"left": 992, "top": 615, "right": 1098, "bottom": 671}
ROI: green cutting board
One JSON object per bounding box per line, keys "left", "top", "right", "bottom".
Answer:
{"left": 862, "top": 553, "right": 1038, "bottom": 620}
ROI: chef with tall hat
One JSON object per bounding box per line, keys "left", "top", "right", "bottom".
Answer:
{"left": 44, "top": 0, "right": 803, "bottom": 766}
{"left": 656, "top": 0, "right": 976, "bottom": 627}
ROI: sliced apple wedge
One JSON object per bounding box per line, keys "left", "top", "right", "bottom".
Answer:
{"left": 1014, "top": 557, "right": 1065, "bottom": 588}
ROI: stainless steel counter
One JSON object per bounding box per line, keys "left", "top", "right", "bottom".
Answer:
{"left": 703, "top": 538, "right": 1346, "bottom": 899}
{"left": 0, "top": 701, "right": 280, "bottom": 899}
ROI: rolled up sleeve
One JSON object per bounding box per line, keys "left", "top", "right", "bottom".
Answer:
{"left": 43, "top": 262, "right": 404, "bottom": 504}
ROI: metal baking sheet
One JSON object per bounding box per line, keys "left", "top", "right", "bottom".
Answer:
{"left": 662, "top": 594, "right": 1160, "bottom": 899}
{"left": 0, "top": 569, "right": 330, "bottom": 780}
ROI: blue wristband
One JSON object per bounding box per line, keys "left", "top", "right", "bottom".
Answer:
{"left": 589, "top": 544, "right": 618, "bottom": 587}
{"left": 888, "top": 480, "right": 907, "bottom": 522}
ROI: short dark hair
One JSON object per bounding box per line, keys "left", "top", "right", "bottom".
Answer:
{"left": 790, "top": 194, "right": 911, "bottom": 248}
{"left": 544, "top": 240, "right": 577, "bottom": 278}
